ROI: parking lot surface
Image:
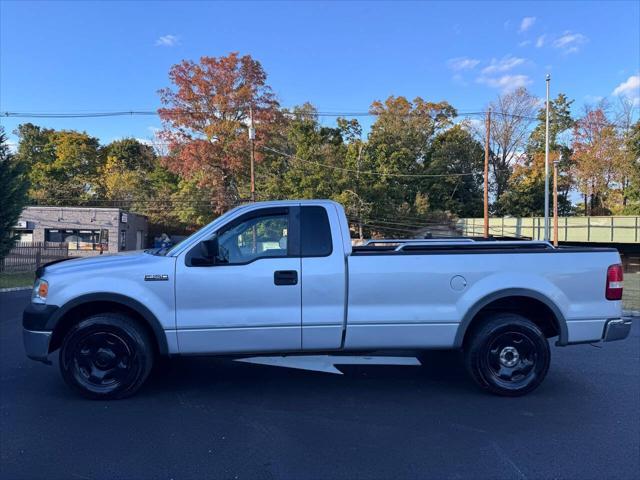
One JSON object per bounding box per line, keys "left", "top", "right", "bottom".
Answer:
{"left": 1, "top": 290, "right": 638, "bottom": 480}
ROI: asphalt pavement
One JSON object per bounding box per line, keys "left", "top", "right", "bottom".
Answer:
{"left": 1, "top": 290, "right": 638, "bottom": 480}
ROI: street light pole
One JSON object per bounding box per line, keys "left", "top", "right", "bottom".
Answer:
{"left": 553, "top": 154, "right": 560, "bottom": 247}
{"left": 483, "top": 108, "right": 491, "bottom": 238}
{"left": 544, "top": 74, "right": 551, "bottom": 241}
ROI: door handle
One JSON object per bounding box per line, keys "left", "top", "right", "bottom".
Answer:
{"left": 274, "top": 270, "right": 298, "bottom": 286}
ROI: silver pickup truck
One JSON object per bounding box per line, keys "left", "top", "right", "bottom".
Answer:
{"left": 23, "top": 200, "right": 631, "bottom": 399}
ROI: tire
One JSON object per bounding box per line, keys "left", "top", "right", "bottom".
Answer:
{"left": 464, "top": 313, "right": 550, "bottom": 397}
{"left": 59, "top": 313, "right": 154, "bottom": 400}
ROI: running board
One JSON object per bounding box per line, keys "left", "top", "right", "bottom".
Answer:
{"left": 234, "top": 355, "right": 422, "bottom": 374}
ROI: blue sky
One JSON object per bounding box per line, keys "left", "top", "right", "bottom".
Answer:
{"left": 1, "top": 0, "right": 639, "bottom": 146}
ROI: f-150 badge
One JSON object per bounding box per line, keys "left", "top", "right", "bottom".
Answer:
{"left": 144, "top": 274, "right": 169, "bottom": 281}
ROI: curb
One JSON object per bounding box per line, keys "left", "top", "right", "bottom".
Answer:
{"left": 0, "top": 287, "right": 31, "bottom": 293}
{"left": 623, "top": 310, "right": 640, "bottom": 318}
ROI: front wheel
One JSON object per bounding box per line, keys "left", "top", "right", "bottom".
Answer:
{"left": 59, "top": 313, "right": 154, "bottom": 400}
{"left": 464, "top": 313, "right": 550, "bottom": 396}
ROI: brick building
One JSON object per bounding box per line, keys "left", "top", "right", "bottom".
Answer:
{"left": 15, "top": 207, "right": 148, "bottom": 256}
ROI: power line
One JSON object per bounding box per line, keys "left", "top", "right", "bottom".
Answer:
{"left": 0, "top": 109, "right": 539, "bottom": 121}
{"left": 5, "top": 108, "right": 633, "bottom": 128}
{"left": 261, "top": 145, "right": 477, "bottom": 178}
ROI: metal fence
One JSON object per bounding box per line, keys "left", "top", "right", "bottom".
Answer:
{"left": 457, "top": 216, "right": 640, "bottom": 244}
{"left": 0, "top": 242, "right": 69, "bottom": 273}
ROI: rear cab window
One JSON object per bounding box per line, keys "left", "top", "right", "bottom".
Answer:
{"left": 301, "top": 206, "right": 333, "bottom": 257}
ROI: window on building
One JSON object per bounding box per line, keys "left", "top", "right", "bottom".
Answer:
{"left": 120, "top": 230, "right": 127, "bottom": 250}
{"left": 45, "top": 229, "right": 105, "bottom": 250}
{"left": 15, "top": 230, "right": 33, "bottom": 243}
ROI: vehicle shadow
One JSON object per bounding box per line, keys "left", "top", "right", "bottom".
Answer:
{"left": 141, "top": 350, "right": 477, "bottom": 399}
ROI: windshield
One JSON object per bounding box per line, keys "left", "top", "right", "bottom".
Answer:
{"left": 151, "top": 205, "right": 247, "bottom": 257}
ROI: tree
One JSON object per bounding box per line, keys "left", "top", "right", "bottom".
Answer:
{"left": 366, "top": 96, "right": 457, "bottom": 229}
{"left": 424, "top": 124, "right": 484, "bottom": 217}
{"left": 0, "top": 127, "right": 29, "bottom": 259}
{"left": 158, "top": 52, "right": 282, "bottom": 214}
{"left": 495, "top": 151, "right": 573, "bottom": 216}
{"left": 16, "top": 124, "right": 101, "bottom": 205}
{"left": 615, "top": 99, "right": 640, "bottom": 212}
{"left": 486, "top": 87, "right": 539, "bottom": 202}
{"left": 98, "top": 138, "right": 157, "bottom": 207}
{"left": 263, "top": 103, "right": 346, "bottom": 200}
{"left": 572, "top": 107, "right": 626, "bottom": 214}
{"left": 620, "top": 120, "right": 640, "bottom": 214}
{"left": 496, "top": 93, "right": 575, "bottom": 216}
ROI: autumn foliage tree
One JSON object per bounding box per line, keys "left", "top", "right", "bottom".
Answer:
{"left": 572, "top": 108, "right": 625, "bottom": 215}
{"left": 158, "top": 53, "right": 281, "bottom": 217}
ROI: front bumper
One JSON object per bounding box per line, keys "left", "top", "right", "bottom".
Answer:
{"left": 23, "top": 329, "right": 52, "bottom": 364}
{"left": 603, "top": 318, "right": 632, "bottom": 342}
{"left": 23, "top": 303, "right": 59, "bottom": 364}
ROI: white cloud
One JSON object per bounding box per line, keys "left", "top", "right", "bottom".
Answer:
{"left": 535, "top": 35, "right": 546, "bottom": 48}
{"left": 481, "top": 55, "right": 526, "bottom": 75}
{"left": 518, "top": 40, "right": 531, "bottom": 47}
{"left": 477, "top": 74, "right": 532, "bottom": 92}
{"left": 612, "top": 75, "right": 639, "bottom": 96}
{"left": 553, "top": 31, "right": 587, "bottom": 54}
{"left": 447, "top": 57, "right": 480, "bottom": 71}
{"left": 584, "top": 94, "right": 604, "bottom": 104}
{"left": 612, "top": 75, "right": 640, "bottom": 105}
{"left": 519, "top": 17, "right": 536, "bottom": 33}
{"left": 155, "top": 34, "right": 180, "bottom": 47}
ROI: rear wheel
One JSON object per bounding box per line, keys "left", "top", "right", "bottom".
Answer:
{"left": 59, "top": 313, "right": 154, "bottom": 400}
{"left": 464, "top": 313, "right": 550, "bottom": 396}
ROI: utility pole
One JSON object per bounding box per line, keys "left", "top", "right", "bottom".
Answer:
{"left": 483, "top": 108, "right": 491, "bottom": 238}
{"left": 553, "top": 154, "right": 560, "bottom": 247}
{"left": 544, "top": 74, "right": 551, "bottom": 241}
{"left": 356, "top": 144, "right": 363, "bottom": 240}
{"left": 248, "top": 106, "right": 256, "bottom": 202}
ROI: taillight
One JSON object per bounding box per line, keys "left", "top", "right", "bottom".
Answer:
{"left": 606, "top": 264, "right": 623, "bottom": 300}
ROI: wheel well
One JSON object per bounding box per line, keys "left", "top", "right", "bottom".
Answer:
{"left": 462, "top": 295, "right": 561, "bottom": 348}
{"left": 49, "top": 301, "right": 162, "bottom": 355}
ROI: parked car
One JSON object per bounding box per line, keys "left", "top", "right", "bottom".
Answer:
{"left": 23, "top": 200, "right": 630, "bottom": 399}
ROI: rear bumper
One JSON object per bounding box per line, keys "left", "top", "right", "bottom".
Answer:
{"left": 603, "top": 318, "right": 632, "bottom": 342}
{"left": 23, "top": 329, "right": 52, "bottom": 364}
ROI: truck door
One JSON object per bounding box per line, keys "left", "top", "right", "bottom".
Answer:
{"left": 300, "top": 205, "right": 347, "bottom": 350}
{"left": 175, "top": 206, "right": 302, "bottom": 354}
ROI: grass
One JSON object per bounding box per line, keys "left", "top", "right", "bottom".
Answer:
{"left": 623, "top": 272, "right": 640, "bottom": 313}
{"left": 0, "top": 272, "right": 34, "bottom": 289}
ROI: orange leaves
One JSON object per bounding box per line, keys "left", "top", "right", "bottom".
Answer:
{"left": 157, "top": 53, "right": 281, "bottom": 211}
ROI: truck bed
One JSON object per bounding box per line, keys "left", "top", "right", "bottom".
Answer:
{"left": 352, "top": 241, "right": 617, "bottom": 255}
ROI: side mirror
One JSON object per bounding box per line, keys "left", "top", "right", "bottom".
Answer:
{"left": 201, "top": 238, "right": 219, "bottom": 259}
{"left": 190, "top": 238, "right": 219, "bottom": 266}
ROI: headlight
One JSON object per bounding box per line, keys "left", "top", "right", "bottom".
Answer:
{"left": 32, "top": 278, "right": 49, "bottom": 304}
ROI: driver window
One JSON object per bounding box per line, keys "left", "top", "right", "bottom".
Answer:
{"left": 216, "top": 213, "right": 289, "bottom": 264}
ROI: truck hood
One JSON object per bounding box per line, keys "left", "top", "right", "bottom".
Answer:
{"left": 43, "top": 251, "right": 157, "bottom": 275}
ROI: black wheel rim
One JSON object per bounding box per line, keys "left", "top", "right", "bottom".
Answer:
{"left": 485, "top": 331, "right": 538, "bottom": 389}
{"left": 70, "top": 331, "right": 136, "bottom": 392}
